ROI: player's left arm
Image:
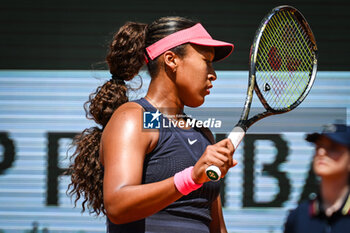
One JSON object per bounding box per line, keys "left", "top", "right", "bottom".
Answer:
{"left": 210, "top": 195, "right": 228, "bottom": 233}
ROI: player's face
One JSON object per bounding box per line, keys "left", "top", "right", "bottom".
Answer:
{"left": 175, "top": 44, "right": 216, "bottom": 107}
{"left": 313, "top": 135, "right": 350, "bottom": 180}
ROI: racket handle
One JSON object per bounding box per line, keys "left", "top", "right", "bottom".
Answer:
{"left": 228, "top": 126, "right": 246, "bottom": 149}
{"left": 206, "top": 126, "right": 246, "bottom": 181}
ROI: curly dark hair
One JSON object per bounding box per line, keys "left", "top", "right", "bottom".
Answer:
{"left": 66, "top": 16, "right": 197, "bottom": 216}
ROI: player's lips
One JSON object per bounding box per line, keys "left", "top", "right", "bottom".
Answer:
{"left": 206, "top": 84, "right": 213, "bottom": 95}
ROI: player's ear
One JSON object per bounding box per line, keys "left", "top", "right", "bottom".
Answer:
{"left": 163, "top": 51, "right": 178, "bottom": 72}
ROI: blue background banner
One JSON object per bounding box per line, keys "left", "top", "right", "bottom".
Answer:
{"left": 0, "top": 70, "right": 349, "bottom": 232}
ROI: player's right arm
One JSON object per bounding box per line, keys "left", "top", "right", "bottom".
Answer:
{"left": 101, "top": 102, "right": 182, "bottom": 224}
{"left": 101, "top": 102, "right": 236, "bottom": 224}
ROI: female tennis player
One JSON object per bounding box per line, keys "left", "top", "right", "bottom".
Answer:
{"left": 68, "top": 16, "right": 237, "bottom": 233}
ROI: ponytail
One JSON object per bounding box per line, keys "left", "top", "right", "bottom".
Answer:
{"left": 67, "top": 127, "right": 104, "bottom": 215}
{"left": 67, "top": 22, "right": 147, "bottom": 215}
{"left": 107, "top": 22, "right": 148, "bottom": 81}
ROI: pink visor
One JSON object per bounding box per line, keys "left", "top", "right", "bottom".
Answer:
{"left": 145, "top": 23, "right": 234, "bottom": 62}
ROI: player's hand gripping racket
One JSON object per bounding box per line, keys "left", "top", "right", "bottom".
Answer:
{"left": 206, "top": 5, "right": 318, "bottom": 181}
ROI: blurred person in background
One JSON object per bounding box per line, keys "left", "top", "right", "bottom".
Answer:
{"left": 284, "top": 123, "right": 350, "bottom": 233}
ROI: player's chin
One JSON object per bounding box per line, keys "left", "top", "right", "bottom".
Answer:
{"left": 186, "top": 96, "right": 205, "bottom": 108}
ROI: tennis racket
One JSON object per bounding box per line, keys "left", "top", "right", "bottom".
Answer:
{"left": 206, "top": 5, "right": 318, "bottom": 181}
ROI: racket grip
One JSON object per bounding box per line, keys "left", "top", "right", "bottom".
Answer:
{"left": 206, "top": 126, "right": 246, "bottom": 181}
{"left": 228, "top": 126, "right": 246, "bottom": 149}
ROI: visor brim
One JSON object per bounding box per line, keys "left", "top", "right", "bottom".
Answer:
{"left": 190, "top": 38, "right": 234, "bottom": 61}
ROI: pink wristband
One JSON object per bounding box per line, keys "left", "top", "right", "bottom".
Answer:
{"left": 174, "top": 166, "right": 203, "bottom": 195}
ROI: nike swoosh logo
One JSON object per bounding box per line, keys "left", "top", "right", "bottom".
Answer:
{"left": 188, "top": 138, "right": 197, "bottom": 145}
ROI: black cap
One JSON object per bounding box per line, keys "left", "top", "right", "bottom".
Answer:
{"left": 306, "top": 124, "right": 350, "bottom": 147}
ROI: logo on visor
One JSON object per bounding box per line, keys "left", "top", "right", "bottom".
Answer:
{"left": 143, "top": 110, "right": 161, "bottom": 129}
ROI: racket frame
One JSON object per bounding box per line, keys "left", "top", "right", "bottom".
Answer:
{"left": 206, "top": 5, "right": 318, "bottom": 181}
{"left": 239, "top": 5, "right": 318, "bottom": 130}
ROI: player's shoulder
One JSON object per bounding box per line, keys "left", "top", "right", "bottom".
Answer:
{"left": 106, "top": 101, "right": 145, "bottom": 129}
{"left": 115, "top": 101, "right": 144, "bottom": 115}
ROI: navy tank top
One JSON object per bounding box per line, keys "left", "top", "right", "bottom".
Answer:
{"left": 107, "top": 98, "right": 221, "bottom": 233}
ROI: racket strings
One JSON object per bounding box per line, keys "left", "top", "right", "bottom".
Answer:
{"left": 264, "top": 14, "right": 310, "bottom": 102}
{"left": 260, "top": 12, "right": 312, "bottom": 107}
{"left": 255, "top": 10, "right": 315, "bottom": 110}
{"left": 271, "top": 12, "right": 313, "bottom": 78}
{"left": 258, "top": 29, "right": 302, "bottom": 107}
